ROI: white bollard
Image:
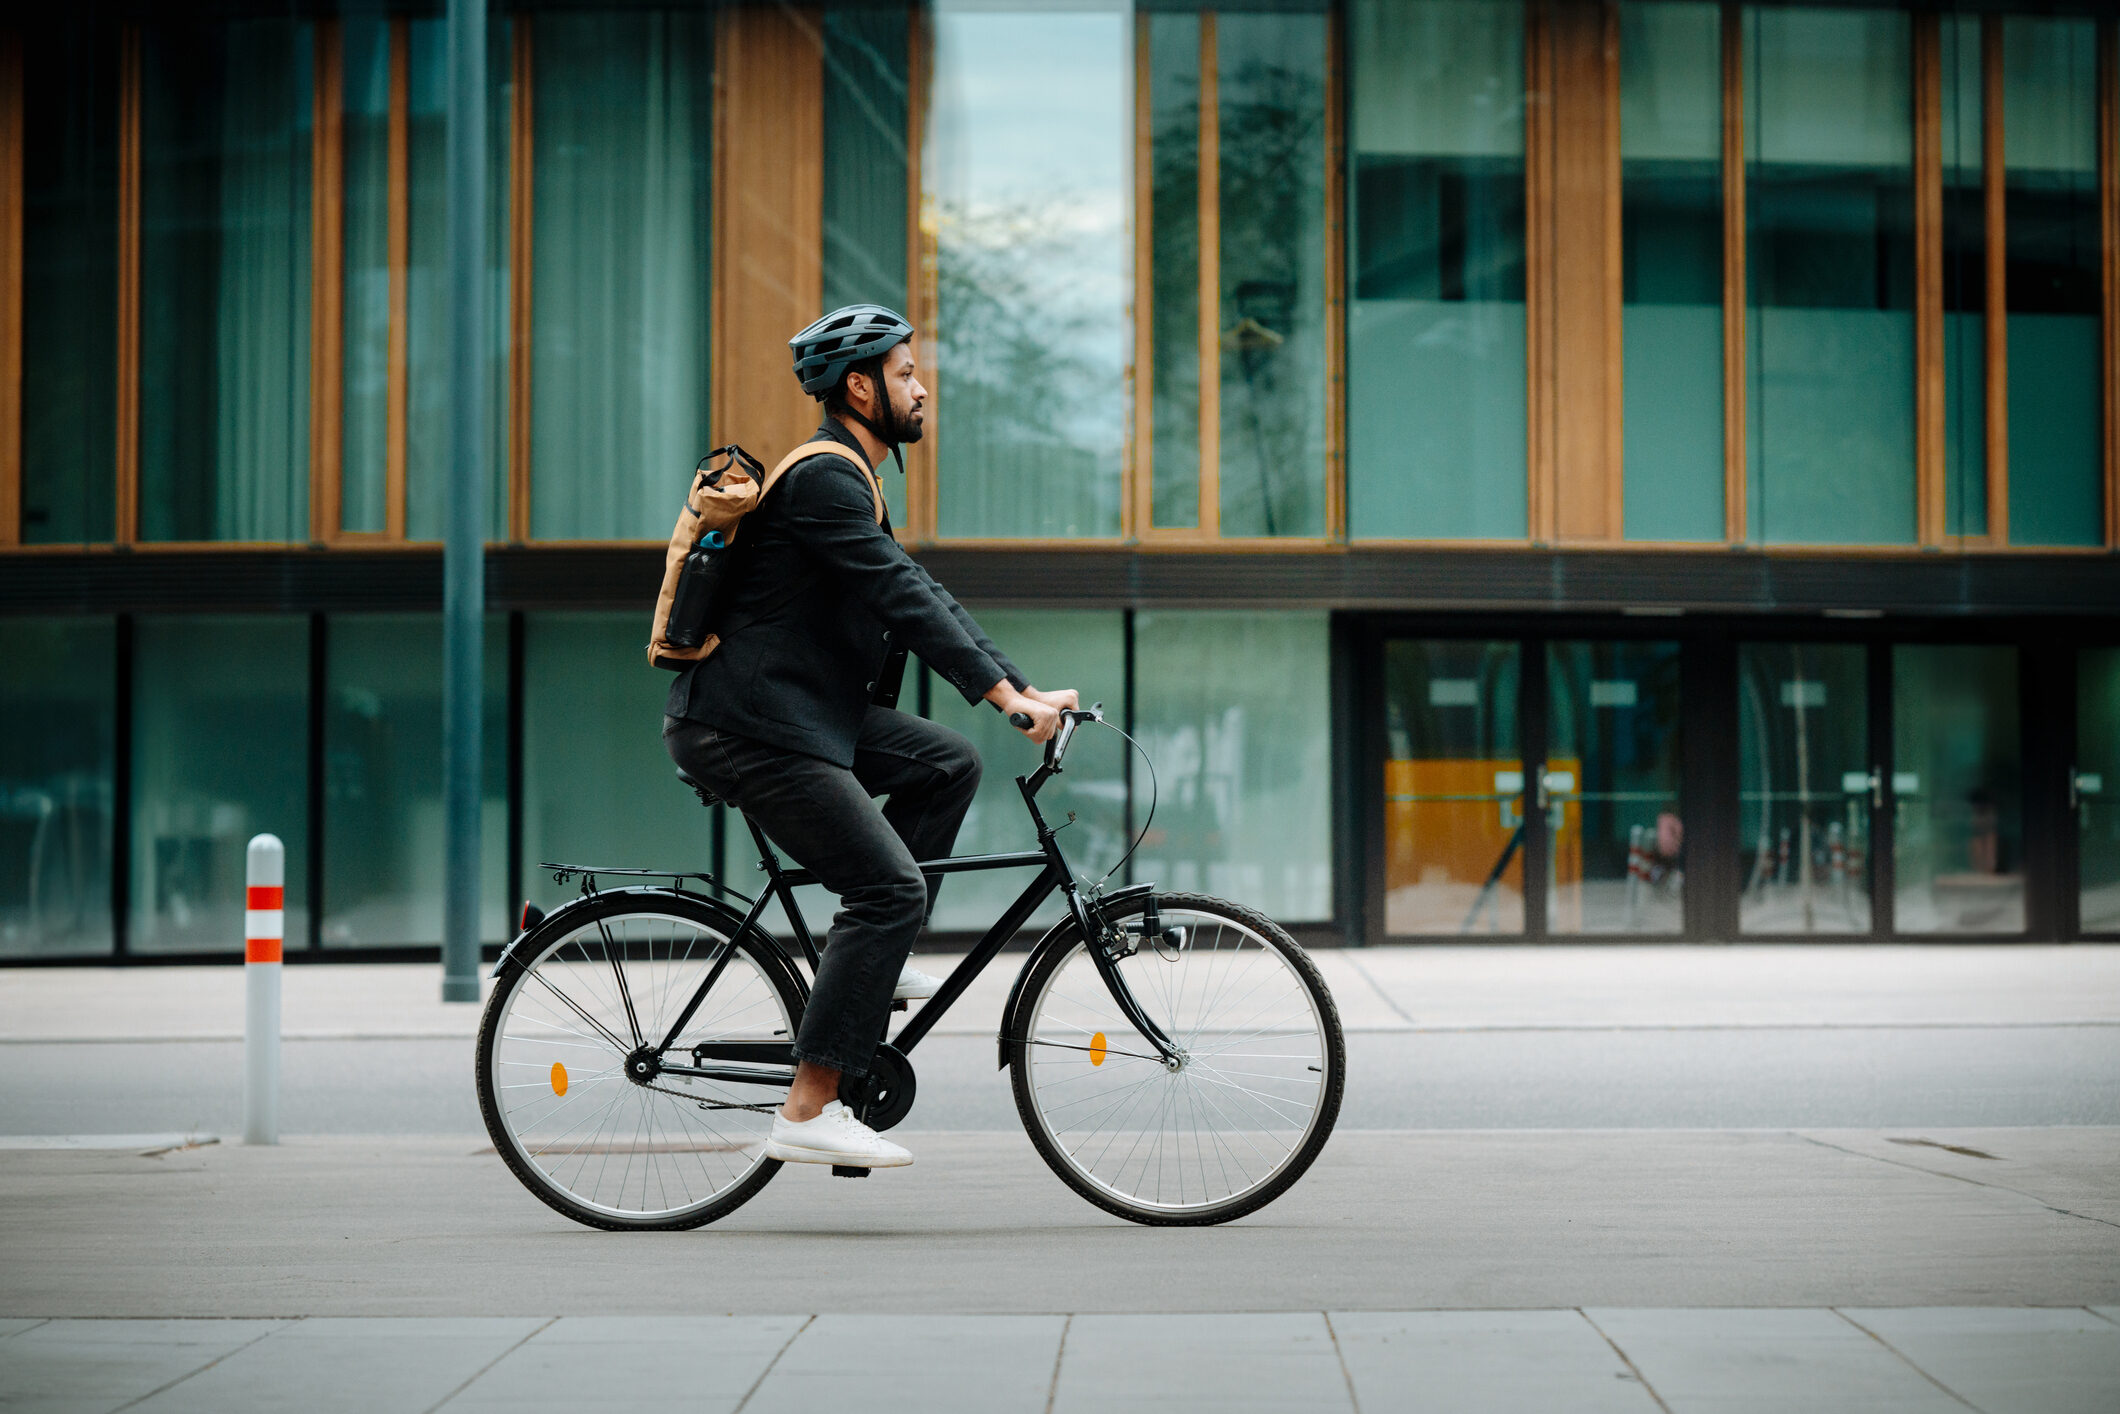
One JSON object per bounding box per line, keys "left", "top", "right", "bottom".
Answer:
{"left": 244, "top": 834, "right": 284, "bottom": 1146}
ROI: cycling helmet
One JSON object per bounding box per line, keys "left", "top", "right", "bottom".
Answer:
{"left": 789, "top": 304, "right": 915, "bottom": 398}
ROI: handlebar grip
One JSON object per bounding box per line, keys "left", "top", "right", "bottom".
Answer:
{"left": 1008, "top": 711, "right": 1033, "bottom": 730}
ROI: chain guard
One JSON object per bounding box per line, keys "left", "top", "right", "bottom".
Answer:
{"left": 838, "top": 1042, "right": 917, "bottom": 1131}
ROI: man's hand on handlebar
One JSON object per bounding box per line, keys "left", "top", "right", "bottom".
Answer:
{"left": 985, "top": 681, "right": 1062, "bottom": 742}
{"left": 1024, "top": 686, "right": 1079, "bottom": 714}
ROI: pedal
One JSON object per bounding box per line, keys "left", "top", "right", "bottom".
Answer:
{"left": 890, "top": 999, "right": 908, "bottom": 1012}
{"left": 831, "top": 1165, "right": 871, "bottom": 1179}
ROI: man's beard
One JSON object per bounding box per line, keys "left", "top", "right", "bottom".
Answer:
{"left": 885, "top": 395, "right": 925, "bottom": 446}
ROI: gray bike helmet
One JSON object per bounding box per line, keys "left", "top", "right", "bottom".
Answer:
{"left": 789, "top": 304, "right": 916, "bottom": 398}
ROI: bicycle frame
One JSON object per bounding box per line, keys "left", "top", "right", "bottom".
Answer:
{"left": 638, "top": 722, "right": 1181, "bottom": 1094}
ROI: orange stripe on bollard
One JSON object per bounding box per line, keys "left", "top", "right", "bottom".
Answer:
{"left": 247, "top": 885, "right": 284, "bottom": 910}
{"left": 246, "top": 937, "right": 283, "bottom": 963}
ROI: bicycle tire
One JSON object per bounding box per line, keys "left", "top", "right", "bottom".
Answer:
{"left": 476, "top": 889, "right": 802, "bottom": 1231}
{"left": 1008, "top": 891, "right": 1345, "bottom": 1226}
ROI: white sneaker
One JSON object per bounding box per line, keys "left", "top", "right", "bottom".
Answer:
{"left": 894, "top": 961, "right": 943, "bottom": 1001}
{"left": 764, "top": 1101, "right": 913, "bottom": 1168}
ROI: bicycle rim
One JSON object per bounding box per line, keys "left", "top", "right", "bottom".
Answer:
{"left": 1015, "top": 896, "right": 1341, "bottom": 1223}
{"left": 480, "top": 904, "right": 793, "bottom": 1228}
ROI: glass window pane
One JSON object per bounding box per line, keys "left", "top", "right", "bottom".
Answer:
{"left": 2003, "top": 17, "right": 2101, "bottom": 548}
{"left": 0, "top": 618, "right": 115, "bottom": 958}
{"left": 1892, "top": 645, "right": 2022, "bottom": 935}
{"left": 131, "top": 615, "right": 309, "bottom": 953}
{"left": 523, "top": 614, "right": 714, "bottom": 912}
{"left": 1217, "top": 9, "right": 1328, "bottom": 539}
{"left": 1738, "top": 643, "right": 1871, "bottom": 934}
{"left": 322, "top": 615, "right": 506, "bottom": 947}
{"left": 2079, "top": 648, "right": 2120, "bottom": 934}
{"left": 140, "top": 19, "right": 313, "bottom": 543}
{"left": 20, "top": 15, "right": 117, "bottom": 546}
{"left": 1546, "top": 640, "right": 1682, "bottom": 934}
{"left": 1350, "top": 0, "right": 1527, "bottom": 540}
{"left": 1383, "top": 640, "right": 1522, "bottom": 936}
{"left": 341, "top": 17, "right": 391, "bottom": 536}
{"left": 529, "top": 13, "right": 711, "bottom": 541}
{"left": 1134, "top": 612, "right": 1332, "bottom": 923}
{"left": 1149, "top": 11, "right": 1202, "bottom": 531}
{"left": 822, "top": 4, "right": 912, "bottom": 529}
{"left": 1941, "top": 15, "right": 1985, "bottom": 539}
{"left": 1743, "top": 6, "right": 1915, "bottom": 546}
{"left": 928, "top": 1, "right": 1128, "bottom": 539}
{"left": 406, "top": 16, "right": 512, "bottom": 543}
{"left": 923, "top": 611, "right": 1127, "bottom": 933}
{"left": 1620, "top": 1, "right": 1722, "bottom": 542}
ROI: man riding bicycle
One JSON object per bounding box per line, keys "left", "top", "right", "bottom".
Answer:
{"left": 662, "top": 305, "right": 1077, "bottom": 1172}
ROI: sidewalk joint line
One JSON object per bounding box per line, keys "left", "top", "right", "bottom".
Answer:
{"left": 111, "top": 1316, "right": 292, "bottom": 1412}
{"left": 1832, "top": 1309, "right": 1983, "bottom": 1412}
{"left": 1577, "top": 1309, "right": 1673, "bottom": 1414}
{"left": 1335, "top": 954, "right": 1416, "bottom": 1027}
{"left": 733, "top": 1313, "right": 813, "bottom": 1413}
{"left": 1321, "top": 1311, "right": 1362, "bottom": 1414}
{"left": 1796, "top": 1132, "right": 2120, "bottom": 1232}
{"left": 2084, "top": 1306, "right": 2120, "bottom": 1331}
{"left": 1042, "top": 1312, "right": 1072, "bottom": 1414}
{"left": 424, "top": 1316, "right": 556, "bottom": 1414}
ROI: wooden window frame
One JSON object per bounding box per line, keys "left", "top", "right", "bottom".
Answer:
{"left": 1123, "top": 6, "right": 1342, "bottom": 552}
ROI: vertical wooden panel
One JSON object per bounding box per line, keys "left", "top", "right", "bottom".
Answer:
{"left": 507, "top": 19, "right": 533, "bottom": 543}
{"left": 1128, "top": 9, "right": 1152, "bottom": 541}
{"left": 906, "top": 0, "right": 935, "bottom": 542}
{"left": 385, "top": 18, "right": 408, "bottom": 541}
{"left": 1913, "top": 13, "right": 1945, "bottom": 547}
{"left": 1720, "top": 2, "right": 1744, "bottom": 544}
{"left": 2102, "top": 19, "right": 2118, "bottom": 549}
{"left": 1983, "top": 13, "right": 2008, "bottom": 545}
{"left": 1524, "top": 0, "right": 1555, "bottom": 542}
{"left": 710, "top": 5, "right": 824, "bottom": 467}
{"left": 0, "top": 27, "right": 23, "bottom": 546}
{"left": 114, "top": 24, "right": 139, "bottom": 546}
{"left": 1548, "top": 0, "right": 1622, "bottom": 543}
{"left": 1323, "top": 2, "right": 1346, "bottom": 541}
{"left": 1197, "top": 12, "right": 1220, "bottom": 537}
{"left": 309, "top": 19, "right": 343, "bottom": 545}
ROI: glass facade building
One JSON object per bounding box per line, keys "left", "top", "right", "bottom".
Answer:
{"left": 3, "top": 1, "right": 2116, "bottom": 959}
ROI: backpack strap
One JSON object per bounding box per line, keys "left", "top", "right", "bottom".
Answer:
{"left": 764, "top": 439, "right": 886, "bottom": 524}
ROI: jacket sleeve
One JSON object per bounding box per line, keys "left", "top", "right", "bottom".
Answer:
{"left": 778, "top": 457, "right": 1012, "bottom": 704}
{"left": 911, "top": 562, "right": 1029, "bottom": 692}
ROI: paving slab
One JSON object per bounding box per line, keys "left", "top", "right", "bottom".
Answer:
{"left": 126, "top": 1317, "right": 546, "bottom": 1414}
{"left": 0, "top": 1319, "right": 288, "bottom": 1414}
{"left": 437, "top": 1315, "right": 805, "bottom": 1413}
{"left": 1800, "top": 1128, "right": 2120, "bottom": 1227}
{"left": 1328, "top": 1309, "right": 1660, "bottom": 1413}
{"left": 1053, "top": 1313, "right": 1350, "bottom": 1413}
{"left": 1584, "top": 1308, "right": 1969, "bottom": 1413}
{"left": 1840, "top": 1307, "right": 2120, "bottom": 1414}
{"left": 746, "top": 1314, "right": 1065, "bottom": 1414}
{"left": 2, "top": 1131, "right": 2116, "bottom": 1317}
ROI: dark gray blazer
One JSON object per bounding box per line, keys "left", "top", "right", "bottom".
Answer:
{"left": 664, "top": 420, "right": 1026, "bottom": 767}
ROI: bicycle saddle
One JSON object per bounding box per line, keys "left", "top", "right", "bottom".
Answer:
{"left": 674, "top": 767, "right": 722, "bottom": 809}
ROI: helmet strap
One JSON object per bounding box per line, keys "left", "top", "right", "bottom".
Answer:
{"left": 837, "top": 387, "right": 908, "bottom": 480}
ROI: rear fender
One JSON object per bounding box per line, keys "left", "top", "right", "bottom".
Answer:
{"left": 995, "top": 882, "right": 1156, "bottom": 1069}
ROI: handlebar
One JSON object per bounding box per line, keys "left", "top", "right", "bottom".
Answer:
{"left": 1009, "top": 704, "right": 1104, "bottom": 772}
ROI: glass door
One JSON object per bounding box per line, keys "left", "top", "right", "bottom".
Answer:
{"left": 1543, "top": 640, "right": 1683, "bottom": 934}
{"left": 1737, "top": 643, "right": 1874, "bottom": 933}
{"left": 1381, "top": 640, "right": 1524, "bottom": 935}
{"left": 2078, "top": 648, "right": 2120, "bottom": 934}
{"left": 1891, "top": 645, "right": 2024, "bottom": 934}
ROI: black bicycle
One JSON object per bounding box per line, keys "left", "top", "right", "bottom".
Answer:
{"left": 475, "top": 706, "right": 1345, "bottom": 1229}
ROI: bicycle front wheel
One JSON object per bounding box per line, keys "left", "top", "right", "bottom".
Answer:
{"left": 1009, "top": 892, "right": 1345, "bottom": 1226}
{"left": 476, "top": 890, "right": 801, "bottom": 1231}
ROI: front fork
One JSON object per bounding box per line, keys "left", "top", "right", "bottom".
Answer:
{"left": 1039, "top": 799, "right": 1184, "bottom": 1069}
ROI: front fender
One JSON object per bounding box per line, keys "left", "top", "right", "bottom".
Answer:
{"left": 995, "top": 882, "right": 1156, "bottom": 1069}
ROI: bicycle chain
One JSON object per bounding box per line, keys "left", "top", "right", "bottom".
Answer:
{"left": 636, "top": 1077, "right": 777, "bottom": 1114}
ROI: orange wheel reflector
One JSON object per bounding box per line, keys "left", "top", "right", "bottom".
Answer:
{"left": 551, "top": 1062, "right": 569, "bottom": 1096}
{"left": 1089, "top": 1032, "right": 1107, "bottom": 1067}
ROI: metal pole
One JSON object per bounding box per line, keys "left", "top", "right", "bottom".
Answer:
{"left": 442, "top": 0, "right": 488, "bottom": 1004}
{"left": 244, "top": 834, "right": 284, "bottom": 1144}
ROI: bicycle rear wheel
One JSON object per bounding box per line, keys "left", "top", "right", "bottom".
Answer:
{"left": 1009, "top": 891, "right": 1344, "bottom": 1226}
{"left": 476, "top": 890, "right": 801, "bottom": 1231}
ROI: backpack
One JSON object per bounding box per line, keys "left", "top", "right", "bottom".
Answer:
{"left": 647, "top": 439, "right": 885, "bottom": 670}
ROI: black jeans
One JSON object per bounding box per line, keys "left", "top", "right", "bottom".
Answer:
{"left": 662, "top": 708, "right": 981, "bottom": 1078}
